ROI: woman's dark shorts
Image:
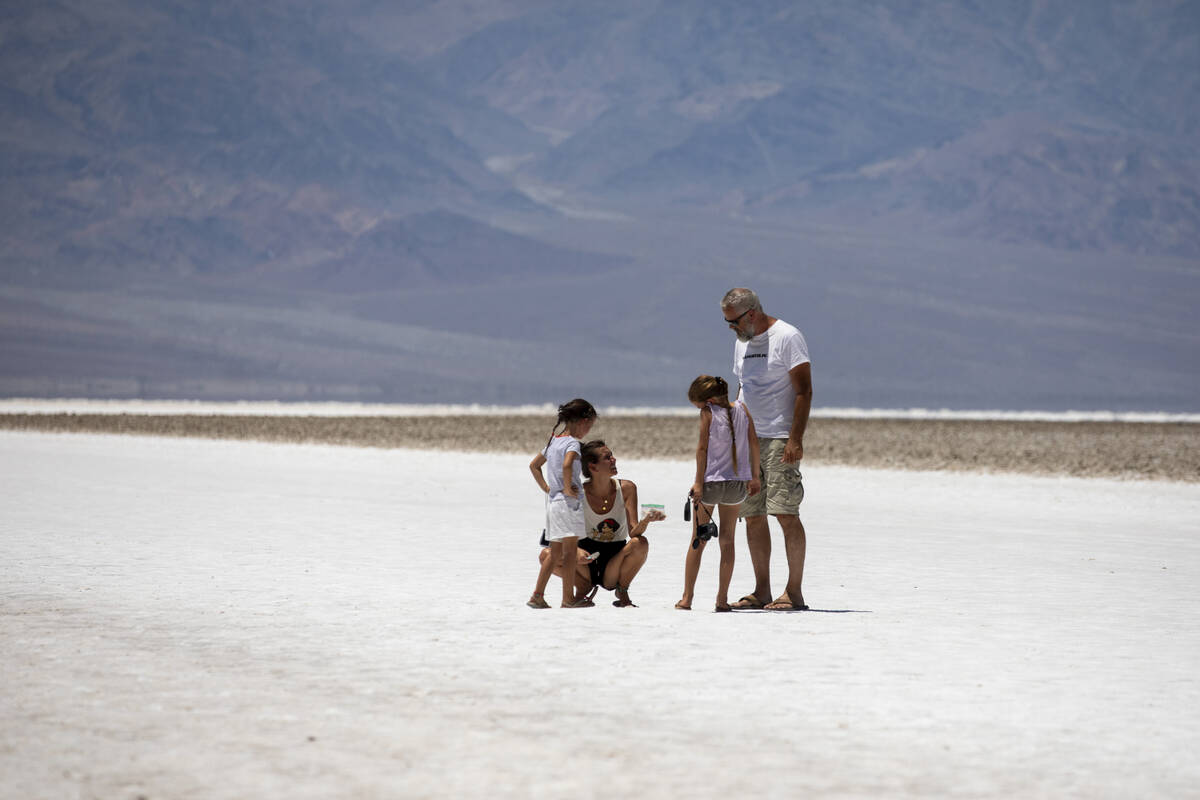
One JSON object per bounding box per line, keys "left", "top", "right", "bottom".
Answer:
{"left": 579, "top": 538, "right": 628, "bottom": 588}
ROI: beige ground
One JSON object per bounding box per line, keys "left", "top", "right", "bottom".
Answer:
{"left": 2, "top": 413, "right": 1197, "bottom": 482}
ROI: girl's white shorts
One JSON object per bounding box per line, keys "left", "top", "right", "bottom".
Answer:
{"left": 545, "top": 494, "right": 585, "bottom": 542}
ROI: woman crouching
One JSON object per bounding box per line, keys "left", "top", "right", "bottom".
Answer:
{"left": 537, "top": 440, "right": 665, "bottom": 607}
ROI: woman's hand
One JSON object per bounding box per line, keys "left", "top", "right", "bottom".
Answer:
{"left": 748, "top": 478, "right": 762, "bottom": 496}
{"left": 631, "top": 507, "right": 666, "bottom": 537}
{"left": 690, "top": 482, "right": 704, "bottom": 501}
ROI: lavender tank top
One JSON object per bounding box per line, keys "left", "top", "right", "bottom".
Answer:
{"left": 705, "top": 400, "right": 752, "bottom": 482}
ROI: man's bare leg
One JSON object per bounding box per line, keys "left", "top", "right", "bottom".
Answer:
{"left": 765, "top": 514, "right": 807, "bottom": 609}
{"left": 732, "top": 514, "right": 772, "bottom": 607}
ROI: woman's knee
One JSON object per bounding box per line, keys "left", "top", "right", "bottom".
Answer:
{"left": 624, "top": 538, "right": 649, "bottom": 563}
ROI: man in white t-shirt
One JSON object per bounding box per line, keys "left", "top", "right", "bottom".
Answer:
{"left": 723, "top": 287, "right": 812, "bottom": 611}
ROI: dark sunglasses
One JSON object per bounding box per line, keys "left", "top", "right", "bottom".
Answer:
{"left": 723, "top": 308, "right": 752, "bottom": 327}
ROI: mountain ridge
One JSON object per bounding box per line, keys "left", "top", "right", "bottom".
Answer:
{"left": 1, "top": 1, "right": 1197, "bottom": 410}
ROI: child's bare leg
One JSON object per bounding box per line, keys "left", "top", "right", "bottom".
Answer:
{"left": 545, "top": 542, "right": 563, "bottom": 603}
{"left": 574, "top": 552, "right": 594, "bottom": 601}
{"left": 677, "top": 506, "right": 711, "bottom": 609}
{"left": 559, "top": 537, "right": 579, "bottom": 606}
{"left": 715, "top": 504, "right": 740, "bottom": 610}
{"left": 528, "top": 546, "right": 554, "bottom": 604}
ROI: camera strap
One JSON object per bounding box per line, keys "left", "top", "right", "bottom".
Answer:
{"left": 692, "top": 497, "right": 715, "bottom": 524}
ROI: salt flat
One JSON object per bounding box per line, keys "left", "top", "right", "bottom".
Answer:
{"left": 2, "top": 430, "right": 1199, "bottom": 799}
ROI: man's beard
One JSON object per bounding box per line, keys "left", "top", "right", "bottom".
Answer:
{"left": 735, "top": 329, "right": 754, "bottom": 343}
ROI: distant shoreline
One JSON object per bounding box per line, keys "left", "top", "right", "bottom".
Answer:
{"left": 1, "top": 398, "right": 1198, "bottom": 423}
{"left": 3, "top": 411, "right": 1197, "bottom": 483}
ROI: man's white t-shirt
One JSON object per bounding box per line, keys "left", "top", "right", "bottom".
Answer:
{"left": 732, "top": 319, "right": 810, "bottom": 439}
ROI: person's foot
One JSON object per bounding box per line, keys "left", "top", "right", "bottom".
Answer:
{"left": 613, "top": 584, "right": 637, "bottom": 607}
{"left": 674, "top": 599, "right": 692, "bottom": 610}
{"left": 765, "top": 593, "right": 808, "bottom": 610}
{"left": 714, "top": 601, "right": 732, "bottom": 612}
{"left": 731, "top": 594, "right": 768, "bottom": 609}
{"left": 562, "top": 596, "right": 595, "bottom": 608}
{"left": 526, "top": 593, "right": 550, "bottom": 609}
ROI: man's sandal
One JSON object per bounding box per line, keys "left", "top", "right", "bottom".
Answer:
{"left": 765, "top": 597, "right": 809, "bottom": 611}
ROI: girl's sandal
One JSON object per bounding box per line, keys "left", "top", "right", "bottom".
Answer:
{"left": 526, "top": 592, "right": 550, "bottom": 609}
{"left": 562, "top": 596, "right": 595, "bottom": 608}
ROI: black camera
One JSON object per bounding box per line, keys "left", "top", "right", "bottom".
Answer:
{"left": 686, "top": 493, "right": 718, "bottom": 541}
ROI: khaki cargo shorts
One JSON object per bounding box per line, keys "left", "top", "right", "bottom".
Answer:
{"left": 740, "top": 437, "right": 804, "bottom": 518}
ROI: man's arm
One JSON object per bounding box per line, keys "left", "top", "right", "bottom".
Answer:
{"left": 783, "top": 362, "right": 812, "bottom": 464}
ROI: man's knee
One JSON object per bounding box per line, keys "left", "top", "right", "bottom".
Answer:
{"left": 745, "top": 515, "right": 769, "bottom": 534}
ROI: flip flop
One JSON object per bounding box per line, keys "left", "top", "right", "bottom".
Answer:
{"left": 731, "top": 594, "right": 765, "bottom": 610}
{"left": 674, "top": 600, "right": 692, "bottom": 610}
{"left": 765, "top": 598, "right": 809, "bottom": 611}
{"left": 562, "top": 597, "right": 595, "bottom": 608}
{"left": 714, "top": 604, "right": 732, "bottom": 613}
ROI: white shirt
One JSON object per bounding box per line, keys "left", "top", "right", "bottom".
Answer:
{"left": 583, "top": 477, "right": 627, "bottom": 542}
{"left": 543, "top": 435, "right": 583, "bottom": 500}
{"left": 733, "top": 319, "right": 810, "bottom": 439}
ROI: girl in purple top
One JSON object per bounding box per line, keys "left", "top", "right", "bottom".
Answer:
{"left": 677, "top": 375, "right": 761, "bottom": 612}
